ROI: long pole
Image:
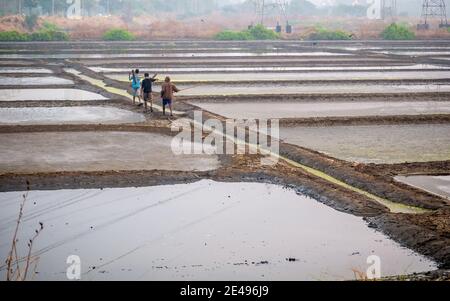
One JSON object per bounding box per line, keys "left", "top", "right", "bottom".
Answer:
{"left": 52, "top": 0, "right": 55, "bottom": 16}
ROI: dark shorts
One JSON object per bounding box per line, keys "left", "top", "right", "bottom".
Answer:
{"left": 143, "top": 92, "right": 152, "bottom": 102}
{"left": 163, "top": 98, "right": 172, "bottom": 106}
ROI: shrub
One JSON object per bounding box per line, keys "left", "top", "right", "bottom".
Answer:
{"left": 0, "top": 31, "right": 30, "bottom": 41}
{"left": 381, "top": 23, "right": 415, "bottom": 40}
{"left": 308, "top": 27, "right": 352, "bottom": 40}
{"left": 215, "top": 24, "right": 279, "bottom": 41}
{"left": 248, "top": 24, "right": 280, "bottom": 40}
{"left": 24, "top": 14, "right": 39, "bottom": 30}
{"left": 103, "top": 28, "right": 135, "bottom": 41}
{"left": 30, "top": 31, "right": 51, "bottom": 41}
{"left": 41, "top": 21, "right": 61, "bottom": 32}
{"left": 215, "top": 30, "right": 252, "bottom": 41}
{"left": 30, "top": 29, "right": 69, "bottom": 41}
{"left": 0, "top": 28, "right": 68, "bottom": 42}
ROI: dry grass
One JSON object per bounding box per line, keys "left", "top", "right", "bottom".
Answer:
{"left": 0, "top": 15, "right": 28, "bottom": 32}
{"left": 1, "top": 14, "right": 450, "bottom": 39}
{"left": 4, "top": 181, "right": 44, "bottom": 281}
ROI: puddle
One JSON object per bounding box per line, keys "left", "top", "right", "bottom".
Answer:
{"left": 0, "top": 52, "right": 350, "bottom": 59}
{"left": 0, "top": 132, "right": 219, "bottom": 174}
{"left": 0, "top": 89, "right": 107, "bottom": 102}
{"left": 0, "top": 180, "right": 436, "bottom": 281}
{"left": 342, "top": 47, "right": 450, "bottom": 51}
{"left": 106, "top": 70, "right": 450, "bottom": 83}
{"left": 190, "top": 101, "right": 450, "bottom": 119}
{"left": 175, "top": 83, "right": 450, "bottom": 96}
{"left": 279, "top": 124, "right": 450, "bottom": 164}
{"left": 376, "top": 51, "right": 450, "bottom": 56}
{"left": 0, "top": 68, "right": 52, "bottom": 74}
{"left": 395, "top": 176, "right": 450, "bottom": 200}
{"left": 91, "top": 64, "right": 448, "bottom": 73}
{"left": 0, "top": 107, "right": 145, "bottom": 125}
{"left": 0, "top": 76, "right": 73, "bottom": 86}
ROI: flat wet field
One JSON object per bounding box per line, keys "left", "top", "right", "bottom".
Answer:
{"left": 396, "top": 176, "right": 450, "bottom": 200}
{"left": 0, "top": 107, "right": 145, "bottom": 125}
{"left": 191, "top": 101, "right": 450, "bottom": 119}
{"left": 0, "top": 89, "right": 107, "bottom": 101}
{"left": 0, "top": 68, "right": 52, "bottom": 73}
{"left": 0, "top": 40, "right": 449, "bottom": 280}
{"left": 106, "top": 70, "right": 450, "bottom": 83}
{"left": 0, "top": 180, "right": 436, "bottom": 281}
{"left": 0, "top": 51, "right": 351, "bottom": 60}
{"left": 92, "top": 64, "right": 448, "bottom": 73}
{"left": 177, "top": 83, "right": 450, "bottom": 96}
{"left": 279, "top": 124, "right": 450, "bottom": 164}
{"left": 0, "top": 132, "right": 220, "bottom": 174}
{"left": 0, "top": 76, "right": 74, "bottom": 86}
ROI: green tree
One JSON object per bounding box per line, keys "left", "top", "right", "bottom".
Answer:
{"left": 381, "top": 23, "right": 415, "bottom": 40}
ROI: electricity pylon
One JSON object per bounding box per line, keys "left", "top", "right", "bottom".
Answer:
{"left": 418, "top": 0, "right": 449, "bottom": 29}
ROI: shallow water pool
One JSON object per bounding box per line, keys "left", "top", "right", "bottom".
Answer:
{"left": 0, "top": 89, "right": 107, "bottom": 101}
{"left": 0, "top": 106, "right": 145, "bottom": 125}
{"left": 279, "top": 124, "right": 450, "bottom": 164}
{"left": 0, "top": 180, "right": 436, "bottom": 281}
{"left": 0, "top": 131, "right": 220, "bottom": 174}
{"left": 395, "top": 176, "right": 450, "bottom": 200}
{"left": 190, "top": 101, "right": 450, "bottom": 119}
{"left": 0, "top": 76, "right": 73, "bottom": 86}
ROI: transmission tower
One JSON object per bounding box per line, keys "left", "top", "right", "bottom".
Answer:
{"left": 417, "top": 0, "right": 449, "bottom": 29}
{"left": 249, "top": 0, "right": 291, "bottom": 33}
{"left": 381, "top": 0, "right": 397, "bottom": 20}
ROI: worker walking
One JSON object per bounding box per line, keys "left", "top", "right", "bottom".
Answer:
{"left": 160, "top": 76, "right": 179, "bottom": 117}
{"left": 141, "top": 73, "right": 158, "bottom": 113}
{"left": 129, "top": 69, "right": 142, "bottom": 105}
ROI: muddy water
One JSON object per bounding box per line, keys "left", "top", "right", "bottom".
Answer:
{"left": 0, "top": 89, "right": 107, "bottom": 101}
{"left": 191, "top": 101, "right": 450, "bottom": 119}
{"left": 106, "top": 71, "right": 450, "bottom": 83}
{"left": 0, "top": 52, "right": 350, "bottom": 59}
{"left": 0, "top": 107, "right": 145, "bottom": 125}
{"left": 92, "top": 64, "right": 447, "bottom": 73}
{"left": 0, "top": 180, "right": 436, "bottom": 281}
{"left": 0, "top": 132, "right": 219, "bottom": 174}
{"left": 396, "top": 176, "right": 450, "bottom": 200}
{"left": 85, "top": 57, "right": 391, "bottom": 66}
{"left": 0, "top": 76, "right": 74, "bottom": 86}
{"left": 0, "top": 68, "right": 52, "bottom": 74}
{"left": 177, "top": 84, "right": 450, "bottom": 96}
{"left": 279, "top": 124, "right": 450, "bottom": 164}
{"left": 376, "top": 51, "right": 450, "bottom": 56}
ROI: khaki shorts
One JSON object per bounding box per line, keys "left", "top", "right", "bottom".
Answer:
{"left": 143, "top": 92, "right": 152, "bottom": 102}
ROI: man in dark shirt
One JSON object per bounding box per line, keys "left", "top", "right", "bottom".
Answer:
{"left": 141, "top": 73, "right": 158, "bottom": 113}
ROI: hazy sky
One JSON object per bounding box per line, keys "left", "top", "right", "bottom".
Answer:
{"left": 220, "top": 0, "right": 449, "bottom": 15}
